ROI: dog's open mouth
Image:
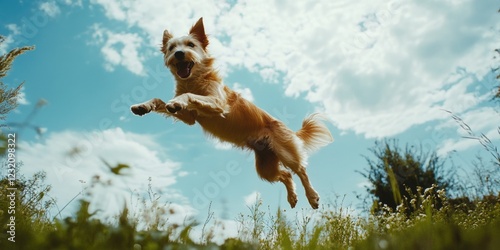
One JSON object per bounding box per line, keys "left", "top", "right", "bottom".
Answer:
{"left": 177, "top": 61, "right": 194, "bottom": 78}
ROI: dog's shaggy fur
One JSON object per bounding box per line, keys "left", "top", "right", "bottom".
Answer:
{"left": 131, "top": 18, "right": 333, "bottom": 209}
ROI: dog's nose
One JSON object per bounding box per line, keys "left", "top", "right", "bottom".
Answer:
{"left": 174, "top": 51, "right": 185, "bottom": 60}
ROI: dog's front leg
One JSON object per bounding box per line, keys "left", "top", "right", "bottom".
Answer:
{"left": 131, "top": 98, "right": 168, "bottom": 116}
{"left": 130, "top": 97, "right": 196, "bottom": 125}
{"left": 166, "top": 93, "right": 228, "bottom": 117}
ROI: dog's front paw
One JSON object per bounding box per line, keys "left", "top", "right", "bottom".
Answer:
{"left": 131, "top": 104, "right": 152, "bottom": 116}
{"left": 166, "top": 99, "right": 187, "bottom": 113}
{"left": 306, "top": 190, "right": 320, "bottom": 209}
{"left": 288, "top": 192, "right": 298, "bottom": 209}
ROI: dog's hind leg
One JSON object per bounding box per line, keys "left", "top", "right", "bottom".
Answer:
{"left": 252, "top": 139, "right": 298, "bottom": 208}
{"left": 278, "top": 170, "right": 298, "bottom": 208}
{"left": 269, "top": 123, "right": 320, "bottom": 209}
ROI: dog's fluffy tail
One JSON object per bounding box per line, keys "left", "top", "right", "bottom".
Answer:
{"left": 296, "top": 113, "right": 333, "bottom": 153}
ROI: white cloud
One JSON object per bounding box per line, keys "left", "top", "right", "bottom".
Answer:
{"left": 244, "top": 191, "right": 261, "bottom": 207}
{"left": 0, "top": 24, "right": 20, "bottom": 55}
{"left": 89, "top": 0, "right": 228, "bottom": 40}
{"left": 39, "top": 1, "right": 61, "bottom": 17}
{"left": 0, "top": 35, "right": 14, "bottom": 55}
{"left": 87, "top": 0, "right": 500, "bottom": 138}
{"left": 6, "top": 23, "right": 20, "bottom": 35}
{"left": 215, "top": 0, "right": 499, "bottom": 138}
{"left": 17, "top": 128, "right": 189, "bottom": 218}
{"left": 232, "top": 82, "right": 254, "bottom": 102}
{"left": 91, "top": 25, "right": 146, "bottom": 75}
{"left": 62, "top": 0, "right": 83, "bottom": 6}
{"left": 16, "top": 86, "right": 29, "bottom": 105}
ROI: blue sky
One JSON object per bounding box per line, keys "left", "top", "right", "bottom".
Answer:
{"left": 1, "top": 0, "right": 499, "bottom": 242}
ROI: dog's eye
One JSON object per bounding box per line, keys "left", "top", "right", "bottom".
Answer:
{"left": 187, "top": 42, "right": 195, "bottom": 48}
{"left": 168, "top": 45, "right": 175, "bottom": 51}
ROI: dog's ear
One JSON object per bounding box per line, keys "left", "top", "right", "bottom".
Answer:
{"left": 161, "top": 30, "right": 173, "bottom": 53}
{"left": 189, "top": 17, "right": 209, "bottom": 49}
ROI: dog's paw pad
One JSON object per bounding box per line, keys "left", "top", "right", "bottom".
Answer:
{"left": 166, "top": 104, "right": 182, "bottom": 113}
{"left": 166, "top": 100, "right": 186, "bottom": 113}
{"left": 131, "top": 105, "right": 150, "bottom": 116}
{"left": 167, "top": 106, "right": 181, "bottom": 113}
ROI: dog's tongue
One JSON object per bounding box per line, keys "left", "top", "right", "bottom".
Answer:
{"left": 177, "top": 61, "right": 192, "bottom": 78}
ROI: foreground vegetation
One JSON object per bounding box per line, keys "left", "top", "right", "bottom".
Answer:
{"left": 0, "top": 175, "right": 499, "bottom": 250}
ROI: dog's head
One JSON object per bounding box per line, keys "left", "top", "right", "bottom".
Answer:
{"left": 161, "top": 18, "right": 211, "bottom": 80}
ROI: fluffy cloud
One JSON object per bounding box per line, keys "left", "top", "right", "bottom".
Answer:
{"left": 91, "top": 24, "right": 146, "bottom": 75}
{"left": 215, "top": 0, "right": 499, "bottom": 138}
{"left": 0, "top": 24, "right": 18, "bottom": 54}
{"left": 232, "top": 82, "right": 254, "bottom": 102}
{"left": 16, "top": 86, "right": 29, "bottom": 105}
{"left": 87, "top": 0, "right": 499, "bottom": 138}
{"left": 0, "top": 35, "right": 13, "bottom": 55}
{"left": 18, "top": 128, "right": 189, "bottom": 219}
{"left": 39, "top": 1, "right": 61, "bottom": 17}
{"left": 89, "top": 0, "right": 228, "bottom": 40}
{"left": 62, "top": 0, "right": 83, "bottom": 6}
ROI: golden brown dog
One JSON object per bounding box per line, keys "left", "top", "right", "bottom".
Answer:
{"left": 131, "top": 18, "right": 333, "bottom": 209}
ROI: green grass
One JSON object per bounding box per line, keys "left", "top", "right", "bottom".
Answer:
{"left": 1, "top": 174, "right": 499, "bottom": 250}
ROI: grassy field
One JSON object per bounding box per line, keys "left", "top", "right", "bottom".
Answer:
{"left": 1, "top": 173, "right": 499, "bottom": 250}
